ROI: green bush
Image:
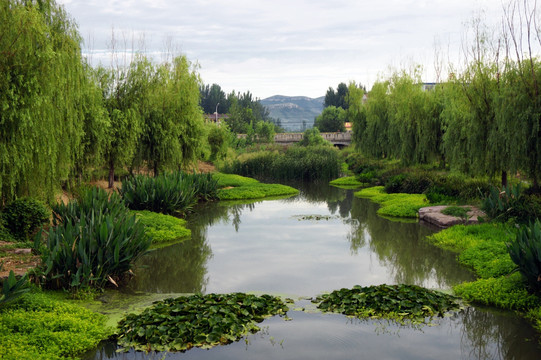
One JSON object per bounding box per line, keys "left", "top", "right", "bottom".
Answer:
{"left": 384, "top": 173, "right": 433, "bottom": 194}
{"left": 0, "top": 291, "right": 110, "bottom": 359}
{"left": 121, "top": 172, "right": 218, "bottom": 215}
{"left": 2, "top": 198, "right": 49, "bottom": 241}
{"left": 37, "top": 187, "right": 151, "bottom": 290}
{"left": 297, "top": 128, "right": 331, "bottom": 147}
{"left": 0, "top": 215, "right": 15, "bottom": 242}
{"left": 507, "top": 220, "right": 541, "bottom": 292}
{"left": 482, "top": 184, "right": 541, "bottom": 223}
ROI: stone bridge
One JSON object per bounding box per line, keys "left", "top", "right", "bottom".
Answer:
{"left": 274, "top": 132, "right": 352, "bottom": 147}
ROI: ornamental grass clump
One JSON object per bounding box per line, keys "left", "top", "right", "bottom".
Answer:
{"left": 507, "top": 220, "right": 541, "bottom": 292}
{"left": 36, "top": 187, "right": 151, "bottom": 290}
{"left": 120, "top": 172, "right": 218, "bottom": 215}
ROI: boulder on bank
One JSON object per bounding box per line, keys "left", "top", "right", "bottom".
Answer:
{"left": 418, "top": 205, "right": 486, "bottom": 229}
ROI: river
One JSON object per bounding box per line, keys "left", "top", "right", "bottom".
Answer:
{"left": 84, "top": 183, "right": 541, "bottom": 359}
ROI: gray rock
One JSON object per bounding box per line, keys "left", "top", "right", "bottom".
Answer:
{"left": 418, "top": 205, "right": 486, "bottom": 229}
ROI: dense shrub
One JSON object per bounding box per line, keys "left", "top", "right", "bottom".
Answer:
{"left": 2, "top": 198, "right": 49, "bottom": 241}
{"left": 221, "top": 145, "right": 340, "bottom": 182}
{"left": 507, "top": 220, "right": 541, "bottom": 292}
{"left": 482, "top": 184, "right": 541, "bottom": 223}
{"left": 121, "top": 172, "right": 218, "bottom": 215}
{"left": 37, "top": 187, "right": 151, "bottom": 290}
{"left": 0, "top": 216, "right": 15, "bottom": 242}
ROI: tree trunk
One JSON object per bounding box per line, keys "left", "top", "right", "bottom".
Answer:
{"left": 154, "top": 161, "right": 159, "bottom": 177}
{"left": 501, "top": 170, "right": 508, "bottom": 188}
{"left": 108, "top": 161, "right": 115, "bottom": 189}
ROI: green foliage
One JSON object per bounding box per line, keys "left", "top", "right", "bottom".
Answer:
{"left": 454, "top": 273, "right": 541, "bottom": 311}
{"left": 0, "top": 271, "right": 30, "bottom": 307}
{"left": 355, "top": 186, "right": 428, "bottom": 218}
{"left": 441, "top": 206, "right": 471, "bottom": 218}
{"left": 121, "top": 172, "right": 218, "bottom": 215}
{"left": 297, "top": 127, "right": 332, "bottom": 147}
{"left": 213, "top": 173, "right": 260, "bottom": 188}
{"left": 0, "top": 216, "right": 15, "bottom": 242}
{"left": 507, "top": 220, "right": 541, "bottom": 292}
{"left": 0, "top": 0, "right": 92, "bottom": 202}
{"left": 314, "top": 105, "right": 346, "bottom": 132}
{"left": 329, "top": 176, "right": 364, "bottom": 188}
{"left": 481, "top": 184, "right": 539, "bottom": 223}
{"left": 133, "top": 210, "right": 191, "bottom": 244}
{"left": 0, "top": 291, "right": 110, "bottom": 360}
{"left": 2, "top": 197, "right": 50, "bottom": 241}
{"left": 217, "top": 183, "right": 299, "bottom": 201}
{"left": 255, "top": 121, "right": 275, "bottom": 143}
{"left": 207, "top": 123, "right": 232, "bottom": 161}
{"left": 427, "top": 223, "right": 516, "bottom": 278}
{"left": 324, "top": 82, "right": 351, "bottom": 110}
{"left": 116, "top": 293, "right": 289, "bottom": 352}
{"left": 37, "top": 187, "right": 150, "bottom": 290}
{"left": 315, "top": 284, "right": 461, "bottom": 324}
{"left": 221, "top": 146, "right": 340, "bottom": 182}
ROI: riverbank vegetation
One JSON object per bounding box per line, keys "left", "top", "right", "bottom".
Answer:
{"left": 355, "top": 186, "right": 428, "bottom": 218}
{"left": 426, "top": 223, "right": 541, "bottom": 331}
{"left": 0, "top": 291, "right": 111, "bottom": 360}
{"left": 214, "top": 173, "right": 299, "bottom": 200}
{"left": 219, "top": 132, "right": 340, "bottom": 182}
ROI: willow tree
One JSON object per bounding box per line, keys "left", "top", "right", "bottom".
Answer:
{"left": 135, "top": 56, "right": 204, "bottom": 176}
{"left": 347, "top": 82, "right": 367, "bottom": 150}
{"left": 0, "top": 0, "right": 88, "bottom": 203}
{"left": 97, "top": 57, "right": 148, "bottom": 188}
{"left": 361, "top": 81, "right": 391, "bottom": 158}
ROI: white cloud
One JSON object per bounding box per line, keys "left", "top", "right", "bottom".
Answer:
{"left": 59, "top": 0, "right": 507, "bottom": 98}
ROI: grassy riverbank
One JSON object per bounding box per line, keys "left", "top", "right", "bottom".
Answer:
{"left": 0, "top": 291, "right": 112, "bottom": 360}
{"left": 354, "top": 186, "right": 428, "bottom": 218}
{"left": 426, "top": 223, "right": 541, "bottom": 331}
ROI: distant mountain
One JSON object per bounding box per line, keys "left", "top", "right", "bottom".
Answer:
{"left": 261, "top": 95, "right": 324, "bottom": 132}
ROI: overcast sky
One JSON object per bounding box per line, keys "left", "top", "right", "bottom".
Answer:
{"left": 57, "top": 0, "right": 502, "bottom": 99}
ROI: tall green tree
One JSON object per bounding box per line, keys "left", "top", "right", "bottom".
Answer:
{"left": 0, "top": 0, "right": 88, "bottom": 202}
{"left": 97, "top": 57, "right": 147, "bottom": 188}
{"left": 200, "top": 83, "right": 228, "bottom": 114}
{"left": 314, "top": 106, "right": 346, "bottom": 132}
{"left": 135, "top": 56, "right": 204, "bottom": 176}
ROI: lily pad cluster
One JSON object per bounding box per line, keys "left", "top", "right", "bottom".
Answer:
{"left": 314, "top": 284, "right": 461, "bottom": 324}
{"left": 116, "top": 293, "right": 289, "bottom": 352}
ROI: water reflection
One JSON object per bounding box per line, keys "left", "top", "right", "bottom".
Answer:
{"left": 128, "top": 226, "right": 212, "bottom": 294}
{"left": 84, "top": 306, "right": 541, "bottom": 360}
{"left": 130, "top": 184, "right": 474, "bottom": 295}
{"left": 85, "top": 183, "right": 541, "bottom": 360}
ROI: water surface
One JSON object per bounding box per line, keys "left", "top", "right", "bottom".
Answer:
{"left": 85, "top": 183, "right": 541, "bottom": 360}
